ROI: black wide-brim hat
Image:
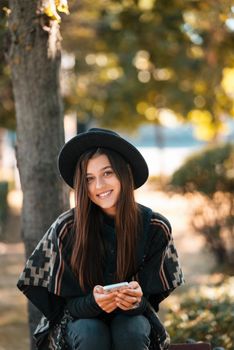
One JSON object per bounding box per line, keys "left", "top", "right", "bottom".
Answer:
{"left": 58, "top": 128, "right": 149, "bottom": 189}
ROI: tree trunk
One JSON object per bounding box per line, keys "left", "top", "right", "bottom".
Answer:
{"left": 7, "top": 1, "right": 69, "bottom": 348}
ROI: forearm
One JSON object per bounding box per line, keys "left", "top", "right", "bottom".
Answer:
{"left": 66, "top": 293, "right": 103, "bottom": 318}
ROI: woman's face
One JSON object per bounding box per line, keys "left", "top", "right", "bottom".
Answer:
{"left": 86, "top": 154, "right": 121, "bottom": 216}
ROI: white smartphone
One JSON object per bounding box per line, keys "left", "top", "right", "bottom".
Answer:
{"left": 103, "top": 282, "right": 129, "bottom": 293}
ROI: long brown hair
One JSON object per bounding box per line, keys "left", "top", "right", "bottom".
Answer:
{"left": 71, "top": 148, "right": 142, "bottom": 291}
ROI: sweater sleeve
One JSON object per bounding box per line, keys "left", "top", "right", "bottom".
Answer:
{"left": 138, "top": 212, "right": 184, "bottom": 306}
{"left": 66, "top": 292, "right": 103, "bottom": 318}
{"left": 138, "top": 213, "right": 172, "bottom": 296}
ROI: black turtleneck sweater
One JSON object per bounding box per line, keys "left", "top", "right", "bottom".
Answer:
{"left": 66, "top": 212, "right": 148, "bottom": 319}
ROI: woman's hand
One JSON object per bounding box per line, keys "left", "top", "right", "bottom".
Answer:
{"left": 93, "top": 285, "right": 117, "bottom": 313}
{"left": 115, "top": 281, "right": 143, "bottom": 311}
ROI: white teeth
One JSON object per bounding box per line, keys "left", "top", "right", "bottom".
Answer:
{"left": 98, "top": 190, "right": 112, "bottom": 198}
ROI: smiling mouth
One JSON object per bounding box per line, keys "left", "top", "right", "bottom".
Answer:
{"left": 97, "top": 190, "right": 113, "bottom": 199}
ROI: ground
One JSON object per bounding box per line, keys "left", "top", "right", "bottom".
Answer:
{"left": 0, "top": 186, "right": 216, "bottom": 350}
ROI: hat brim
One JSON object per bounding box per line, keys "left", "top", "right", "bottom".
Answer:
{"left": 58, "top": 131, "right": 149, "bottom": 189}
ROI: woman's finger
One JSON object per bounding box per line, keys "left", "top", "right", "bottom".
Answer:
{"left": 93, "top": 289, "right": 116, "bottom": 303}
{"left": 116, "top": 303, "right": 129, "bottom": 310}
{"left": 117, "top": 288, "right": 142, "bottom": 298}
{"left": 102, "top": 301, "right": 117, "bottom": 313}
{"left": 119, "top": 289, "right": 141, "bottom": 297}
{"left": 98, "top": 298, "right": 116, "bottom": 308}
{"left": 116, "top": 294, "right": 138, "bottom": 304}
{"left": 116, "top": 296, "right": 137, "bottom": 308}
{"left": 116, "top": 299, "right": 136, "bottom": 310}
{"left": 128, "top": 281, "right": 140, "bottom": 289}
{"left": 93, "top": 289, "right": 118, "bottom": 311}
{"left": 97, "top": 299, "right": 117, "bottom": 313}
{"left": 93, "top": 285, "right": 104, "bottom": 293}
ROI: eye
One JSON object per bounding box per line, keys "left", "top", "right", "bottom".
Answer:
{"left": 86, "top": 176, "right": 94, "bottom": 183}
{"left": 104, "top": 170, "right": 113, "bottom": 177}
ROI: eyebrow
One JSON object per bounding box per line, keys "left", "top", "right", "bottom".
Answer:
{"left": 86, "top": 165, "right": 112, "bottom": 176}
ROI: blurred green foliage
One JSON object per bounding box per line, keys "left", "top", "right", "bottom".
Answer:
{"left": 170, "top": 144, "right": 234, "bottom": 267}
{"left": 165, "top": 277, "right": 234, "bottom": 350}
{"left": 60, "top": 0, "right": 234, "bottom": 135}
{"left": 171, "top": 143, "right": 234, "bottom": 195}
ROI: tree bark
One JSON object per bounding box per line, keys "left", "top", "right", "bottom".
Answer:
{"left": 7, "top": 1, "right": 69, "bottom": 348}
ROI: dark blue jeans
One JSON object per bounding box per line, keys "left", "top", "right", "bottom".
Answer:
{"left": 66, "top": 314, "right": 151, "bottom": 350}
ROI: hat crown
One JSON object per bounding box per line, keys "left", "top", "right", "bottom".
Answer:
{"left": 87, "top": 128, "right": 119, "bottom": 137}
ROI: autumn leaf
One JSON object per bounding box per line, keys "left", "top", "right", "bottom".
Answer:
{"left": 42, "top": 0, "right": 69, "bottom": 22}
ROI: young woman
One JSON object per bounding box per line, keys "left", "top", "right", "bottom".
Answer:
{"left": 17, "top": 128, "right": 184, "bottom": 350}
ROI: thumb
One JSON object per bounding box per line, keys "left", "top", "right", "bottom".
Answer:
{"left": 94, "top": 285, "right": 104, "bottom": 294}
{"left": 128, "top": 281, "right": 139, "bottom": 289}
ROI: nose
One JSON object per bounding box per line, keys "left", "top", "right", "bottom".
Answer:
{"left": 96, "top": 176, "right": 105, "bottom": 189}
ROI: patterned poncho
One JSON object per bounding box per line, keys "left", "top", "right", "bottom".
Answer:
{"left": 17, "top": 204, "right": 184, "bottom": 349}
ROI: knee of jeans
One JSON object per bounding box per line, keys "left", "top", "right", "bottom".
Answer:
{"left": 66, "top": 319, "right": 110, "bottom": 347}
{"left": 112, "top": 315, "right": 151, "bottom": 345}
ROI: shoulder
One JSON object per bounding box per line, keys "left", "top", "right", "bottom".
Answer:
{"left": 56, "top": 208, "right": 74, "bottom": 225}
{"left": 147, "top": 211, "right": 172, "bottom": 247}
{"left": 137, "top": 203, "right": 172, "bottom": 245}
{"left": 49, "top": 208, "right": 74, "bottom": 237}
{"left": 137, "top": 203, "right": 171, "bottom": 238}
{"left": 151, "top": 212, "right": 171, "bottom": 236}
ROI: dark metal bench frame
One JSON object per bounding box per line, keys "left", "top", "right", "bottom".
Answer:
{"left": 169, "top": 343, "right": 211, "bottom": 350}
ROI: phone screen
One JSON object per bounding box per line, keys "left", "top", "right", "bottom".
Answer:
{"left": 103, "top": 282, "right": 129, "bottom": 292}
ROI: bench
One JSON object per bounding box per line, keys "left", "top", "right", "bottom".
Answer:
{"left": 169, "top": 344, "right": 211, "bottom": 350}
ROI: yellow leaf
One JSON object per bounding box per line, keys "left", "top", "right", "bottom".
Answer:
{"left": 145, "top": 106, "right": 157, "bottom": 121}
{"left": 221, "top": 67, "right": 234, "bottom": 98}
{"left": 56, "top": 0, "right": 70, "bottom": 14}
{"left": 44, "top": 6, "right": 61, "bottom": 21}
{"left": 42, "top": 0, "right": 69, "bottom": 22}
{"left": 136, "top": 101, "right": 148, "bottom": 115}
{"left": 187, "top": 109, "right": 225, "bottom": 141}
{"left": 188, "top": 109, "right": 213, "bottom": 124}
{"left": 43, "top": 0, "right": 61, "bottom": 21}
{"left": 138, "top": 0, "right": 156, "bottom": 11}
{"left": 193, "top": 125, "right": 217, "bottom": 141}
{"left": 194, "top": 80, "right": 207, "bottom": 94}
